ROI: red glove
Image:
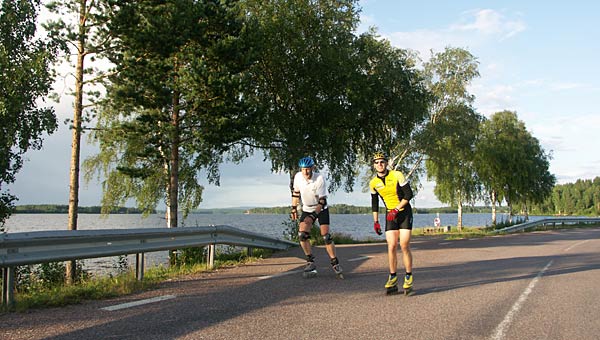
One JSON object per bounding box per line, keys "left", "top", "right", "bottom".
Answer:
{"left": 373, "top": 221, "right": 382, "bottom": 235}
{"left": 386, "top": 208, "right": 399, "bottom": 221}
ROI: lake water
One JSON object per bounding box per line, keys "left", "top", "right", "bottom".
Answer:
{"left": 3, "top": 212, "right": 541, "bottom": 275}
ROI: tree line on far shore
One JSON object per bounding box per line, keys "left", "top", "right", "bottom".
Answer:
{"left": 12, "top": 175, "right": 599, "bottom": 217}
{"left": 13, "top": 205, "right": 152, "bottom": 214}
{"left": 250, "top": 176, "right": 600, "bottom": 217}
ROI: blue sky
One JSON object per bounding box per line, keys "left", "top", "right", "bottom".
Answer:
{"left": 8, "top": 0, "right": 600, "bottom": 209}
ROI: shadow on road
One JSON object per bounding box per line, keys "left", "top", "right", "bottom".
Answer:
{"left": 2, "top": 228, "right": 598, "bottom": 339}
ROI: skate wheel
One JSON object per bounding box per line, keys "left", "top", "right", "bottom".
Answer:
{"left": 336, "top": 273, "right": 345, "bottom": 279}
{"left": 302, "top": 270, "right": 317, "bottom": 278}
{"left": 385, "top": 287, "right": 399, "bottom": 295}
{"left": 403, "top": 288, "right": 413, "bottom": 296}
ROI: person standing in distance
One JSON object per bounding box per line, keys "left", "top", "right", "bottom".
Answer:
{"left": 291, "top": 156, "right": 343, "bottom": 278}
{"left": 369, "top": 152, "right": 414, "bottom": 294}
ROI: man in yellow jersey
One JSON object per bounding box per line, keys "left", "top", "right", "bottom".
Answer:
{"left": 369, "top": 152, "right": 414, "bottom": 294}
{"left": 291, "top": 156, "right": 343, "bottom": 279}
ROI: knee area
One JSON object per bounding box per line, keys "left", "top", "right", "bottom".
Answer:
{"left": 298, "top": 231, "right": 311, "bottom": 241}
{"left": 322, "top": 233, "right": 334, "bottom": 245}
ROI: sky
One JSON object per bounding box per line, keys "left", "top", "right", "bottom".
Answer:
{"left": 8, "top": 0, "right": 600, "bottom": 209}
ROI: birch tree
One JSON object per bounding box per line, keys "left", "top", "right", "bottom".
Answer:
{"left": 0, "top": 0, "right": 59, "bottom": 227}
{"left": 44, "top": 0, "right": 113, "bottom": 282}
{"left": 425, "top": 104, "right": 484, "bottom": 230}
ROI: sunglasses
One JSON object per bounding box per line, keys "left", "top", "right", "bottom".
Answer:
{"left": 373, "top": 160, "right": 386, "bottom": 165}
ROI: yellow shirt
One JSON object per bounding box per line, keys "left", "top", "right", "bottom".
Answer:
{"left": 369, "top": 170, "right": 410, "bottom": 212}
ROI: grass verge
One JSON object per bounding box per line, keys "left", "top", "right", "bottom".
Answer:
{"left": 5, "top": 249, "right": 273, "bottom": 313}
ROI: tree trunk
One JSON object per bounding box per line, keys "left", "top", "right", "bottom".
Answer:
{"left": 289, "top": 171, "right": 295, "bottom": 195}
{"left": 507, "top": 198, "right": 513, "bottom": 223}
{"left": 169, "top": 90, "right": 180, "bottom": 229}
{"left": 456, "top": 189, "right": 463, "bottom": 232}
{"left": 66, "top": 0, "right": 87, "bottom": 285}
{"left": 167, "top": 90, "right": 180, "bottom": 264}
{"left": 491, "top": 190, "right": 497, "bottom": 226}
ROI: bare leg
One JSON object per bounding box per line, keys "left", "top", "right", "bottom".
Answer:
{"left": 399, "top": 229, "right": 412, "bottom": 273}
{"left": 299, "top": 218, "right": 313, "bottom": 257}
{"left": 385, "top": 230, "right": 399, "bottom": 274}
{"left": 320, "top": 224, "right": 337, "bottom": 259}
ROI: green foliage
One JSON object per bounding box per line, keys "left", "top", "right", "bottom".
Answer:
{"left": 490, "top": 215, "right": 526, "bottom": 230}
{"left": 0, "top": 0, "right": 60, "bottom": 226}
{"left": 420, "top": 48, "right": 481, "bottom": 209}
{"left": 528, "top": 177, "right": 600, "bottom": 216}
{"left": 282, "top": 218, "right": 300, "bottom": 242}
{"left": 374, "top": 47, "right": 480, "bottom": 193}
{"left": 474, "top": 110, "right": 555, "bottom": 218}
{"left": 11, "top": 271, "right": 153, "bottom": 312}
{"left": 113, "top": 255, "right": 129, "bottom": 275}
{"left": 13, "top": 261, "right": 88, "bottom": 294}
{"left": 249, "top": 204, "right": 384, "bottom": 215}
{"left": 5, "top": 248, "right": 272, "bottom": 312}
{"left": 172, "top": 246, "right": 205, "bottom": 267}
{"left": 85, "top": 0, "right": 253, "bottom": 223}
{"left": 13, "top": 204, "right": 153, "bottom": 214}
{"left": 280, "top": 215, "right": 360, "bottom": 245}
{"left": 425, "top": 104, "right": 484, "bottom": 229}
{"left": 242, "top": 0, "right": 428, "bottom": 193}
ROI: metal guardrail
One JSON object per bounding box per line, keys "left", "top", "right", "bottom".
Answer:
{"left": 1, "top": 225, "right": 297, "bottom": 307}
{"left": 494, "top": 217, "right": 600, "bottom": 233}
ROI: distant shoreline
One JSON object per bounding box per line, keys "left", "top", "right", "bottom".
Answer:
{"left": 12, "top": 204, "right": 514, "bottom": 215}
{"left": 12, "top": 204, "right": 152, "bottom": 214}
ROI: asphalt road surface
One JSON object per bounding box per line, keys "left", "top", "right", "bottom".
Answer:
{"left": 2, "top": 227, "right": 599, "bottom": 340}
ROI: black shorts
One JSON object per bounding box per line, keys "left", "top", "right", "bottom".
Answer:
{"left": 385, "top": 208, "right": 413, "bottom": 231}
{"left": 300, "top": 208, "right": 330, "bottom": 225}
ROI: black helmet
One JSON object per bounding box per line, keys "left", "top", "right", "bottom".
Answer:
{"left": 372, "top": 151, "right": 388, "bottom": 162}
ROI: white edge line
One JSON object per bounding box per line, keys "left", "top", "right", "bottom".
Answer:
{"left": 258, "top": 270, "right": 302, "bottom": 280}
{"left": 101, "top": 294, "right": 176, "bottom": 311}
{"left": 348, "top": 256, "right": 370, "bottom": 262}
{"left": 564, "top": 240, "right": 589, "bottom": 252}
{"left": 259, "top": 255, "right": 371, "bottom": 279}
{"left": 490, "top": 260, "right": 553, "bottom": 340}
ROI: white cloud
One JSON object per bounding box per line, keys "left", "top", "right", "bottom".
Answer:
{"left": 381, "top": 9, "right": 526, "bottom": 61}
{"left": 548, "top": 82, "right": 585, "bottom": 91}
{"left": 450, "top": 9, "right": 526, "bottom": 41}
{"left": 472, "top": 83, "right": 516, "bottom": 116}
{"left": 385, "top": 30, "right": 448, "bottom": 59}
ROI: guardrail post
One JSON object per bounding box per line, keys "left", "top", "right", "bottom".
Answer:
{"left": 1, "top": 267, "right": 6, "bottom": 306}
{"left": 2, "top": 267, "right": 15, "bottom": 309}
{"left": 247, "top": 247, "right": 253, "bottom": 257}
{"left": 135, "top": 253, "right": 145, "bottom": 281}
{"left": 207, "top": 244, "right": 215, "bottom": 270}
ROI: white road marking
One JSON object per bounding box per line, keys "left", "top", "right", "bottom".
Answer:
{"left": 259, "top": 256, "right": 371, "bottom": 279}
{"left": 348, "top": 256, "right": 370, "bottom": 262}
{"left": 101, "top": 295, "right": 176, "bottom": 311}
{"left": 258, "top": 270, "right": 302, "bottom": 280}
{"left": 438, "top": 242, "right": 451, "bottom": 245}
{"left": 489, "top": 260, "right": 553, "bottom": 340}
{"left": 564, "top": 240, "right": 590, "bottom": 252}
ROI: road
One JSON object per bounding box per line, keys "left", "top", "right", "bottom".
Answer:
{"left": 2, "top": 227, "right": 599, "bottom": 340}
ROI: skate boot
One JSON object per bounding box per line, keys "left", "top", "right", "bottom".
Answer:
{"left": 384, "top": 274, "right": 398, "bottom": 295}
{"left": 330, "top": 257, "right": 344, "bottom": 279}
{"left": 302, "top": 255, "right": 317, "bottom": 278}
{"left": 403, "top": 274, "right": 413, "bottom": 295}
